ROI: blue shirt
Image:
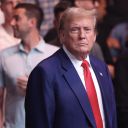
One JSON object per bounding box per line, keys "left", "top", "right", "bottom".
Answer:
{"left": 0, "top": 38, "right": 58, "bottom": 128}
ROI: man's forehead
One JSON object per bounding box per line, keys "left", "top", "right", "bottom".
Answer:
{"left": 65, "top": 15, "right": 96, "bottom": 28}
{"left": 14, "top": 8, "right": 25, "bottom": 13}
{"left": 69, "top": 17, "right": 94, "bottom": 24}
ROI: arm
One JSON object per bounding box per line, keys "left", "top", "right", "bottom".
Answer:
{"left": 25, "top": 65, "right": 55, "bottom": 128}
{"left": 0, "top": 88, "right": 5, "bottom": 128}
{"left": 0, "top": 54, "right": 5, "bottom": 128}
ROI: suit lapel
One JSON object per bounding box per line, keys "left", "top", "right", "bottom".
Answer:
{"left": 59, "top": 49, "right": 96, "bottom": 127}
{"left": 90, "top": 57, "right": 111, "bottom": 128}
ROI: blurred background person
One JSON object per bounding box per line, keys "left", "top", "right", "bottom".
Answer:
{"left": 0, "top": 0, "right": 23, "bottom": 127}
{"left": 25, "top": 0, "right": 59, "bottom": 36}
{"left": 44, "top": 0, "right": 73, "bottom": 46}
{"left": 0, "top": 3, "right": 58, "bottom": 128}
{"left": 107, "top": 22, "right": 128, "bottom": 63}
{"left": 74, "top": 0, "right": 106, "bottom": 20}
{"left": 0, "top": 0, "right": 23, "bottom": 51}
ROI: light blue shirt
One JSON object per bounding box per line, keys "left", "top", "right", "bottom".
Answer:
{"left": 110, "top": 22, "right": 128, "bottom": 57}
{"left": 0, "top": 38, "right": 58, "bottom": 128}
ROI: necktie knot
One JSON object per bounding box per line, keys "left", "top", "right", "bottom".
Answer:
{"left": 81, "top": 60, "right": 89, "bottom": 69}
{"left": 81, "top": 60, "right": 90, "bottom": 76}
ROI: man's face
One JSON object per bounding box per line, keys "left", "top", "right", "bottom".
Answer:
{"left": 75, "top": 0, "right": 96, "bottom": 10}
{"left": 1, "top": 0, "right": 23, "bottom": 22}
{"left": 60, "top": 16, "right": 96, "bottom": 59}
{"left": 75, "top": 0, "right": 106, "bottom": 21}
{"left": 11, "top": 8, "right": 31, "bottom": 38}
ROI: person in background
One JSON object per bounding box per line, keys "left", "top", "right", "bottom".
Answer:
{"left": 107, "top": 22, "right": 128, "bottom": 62}
{"left": 25, "top": 7, "right": 117, "bottom": 128}
{"left": 0, "top": 0, "right": 23, "bottom": 51}
{"left": 44, "top": 0, "right": 74, "bottom": 46}
{"left": 0, "top": 0, "right": 23, "bottom": 127}
{"left": 0, "top": 3, "right": 58, "bottom": 128}
{"left": 24, "top": 0, "right": 60, "bottom": 36}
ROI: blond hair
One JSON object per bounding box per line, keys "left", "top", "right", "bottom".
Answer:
{"left": 59, "top": 7, "right": 97, "bottom": 30}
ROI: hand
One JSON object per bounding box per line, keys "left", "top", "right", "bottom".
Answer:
{"left": 17, "top": 75, "right": 28, "bottom": 95}
{"left": 108, "top": 64, "right": 115, "bottom": 78}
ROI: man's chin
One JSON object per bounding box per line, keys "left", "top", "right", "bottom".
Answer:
{"left": 79, "top": 48, "right": 90, "bottom": 54}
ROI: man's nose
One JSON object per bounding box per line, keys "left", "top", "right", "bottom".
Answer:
{"left": 12, "top": 2, "right": 17, "bottom": 8}
{"left": 79, "top": 28, "right": 86, "bottom": 38}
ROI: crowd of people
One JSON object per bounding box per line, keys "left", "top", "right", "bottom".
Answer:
{"left": 0, "top": 0, "right": 128, "bottom": 128}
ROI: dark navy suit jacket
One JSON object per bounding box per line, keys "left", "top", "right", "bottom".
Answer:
{"left": 25, "top": 48, "right": 117, "bottom": 128}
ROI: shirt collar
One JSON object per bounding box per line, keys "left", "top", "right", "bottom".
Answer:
{"left": 19, "top": 37, "right": 46, "bottom": 53}
{"left": 63, "top": 45, "right": 91, "bottom": 67}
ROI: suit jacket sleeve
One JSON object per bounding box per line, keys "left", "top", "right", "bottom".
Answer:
{"left": 25, "top": 64, "right": 55, "bottom": 128}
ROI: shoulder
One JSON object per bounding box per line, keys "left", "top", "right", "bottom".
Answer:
{"left": 44, "top": 43, "right": 59, "bottom": 51}
{"left": 39, "top": 49, "right": 61, "bottom": 66}
{"left": 30, "top": 49, "right": 63, "bottom": 82}
{"left": 40, "top": 42, "right": 59, "bottom": 58}
{"left": 0, "top": 44, "right": 19, "bottom": 58}
{"left": 32, "top": 48, "right": 68, "bottom": 74}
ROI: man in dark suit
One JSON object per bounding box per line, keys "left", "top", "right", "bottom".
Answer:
{"left": 25, "top": 7, "right": 117, "bottom": 128}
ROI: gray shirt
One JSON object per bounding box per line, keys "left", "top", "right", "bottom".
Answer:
{"left": 0, "top": 38, "right": 58, "bottom": 128}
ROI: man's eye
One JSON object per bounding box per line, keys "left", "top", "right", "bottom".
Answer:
{"left": 70, "top": 27, "right": 79, "bottom": 33}
{"left": 84, "top": 28, "right": 92, "bottom": 32}
{"left": 69, "top": 27, "right": 94, "bottom": 34}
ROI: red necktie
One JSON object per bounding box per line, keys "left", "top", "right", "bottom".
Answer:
{"left": 81, "top": 60, "right": 103, "bottom": 128}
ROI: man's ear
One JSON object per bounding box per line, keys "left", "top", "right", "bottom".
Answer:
{"left": 93, "top": 29, "right": 97, "bottom": 42}
{"left": 94, "top": 32, "right": 96, "bottom": 42}
{"left": 59, "top": 29, "right": 65, "bottom": 44}
{"left": 29, "top": 18, "right": 36, "bottom": 28}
